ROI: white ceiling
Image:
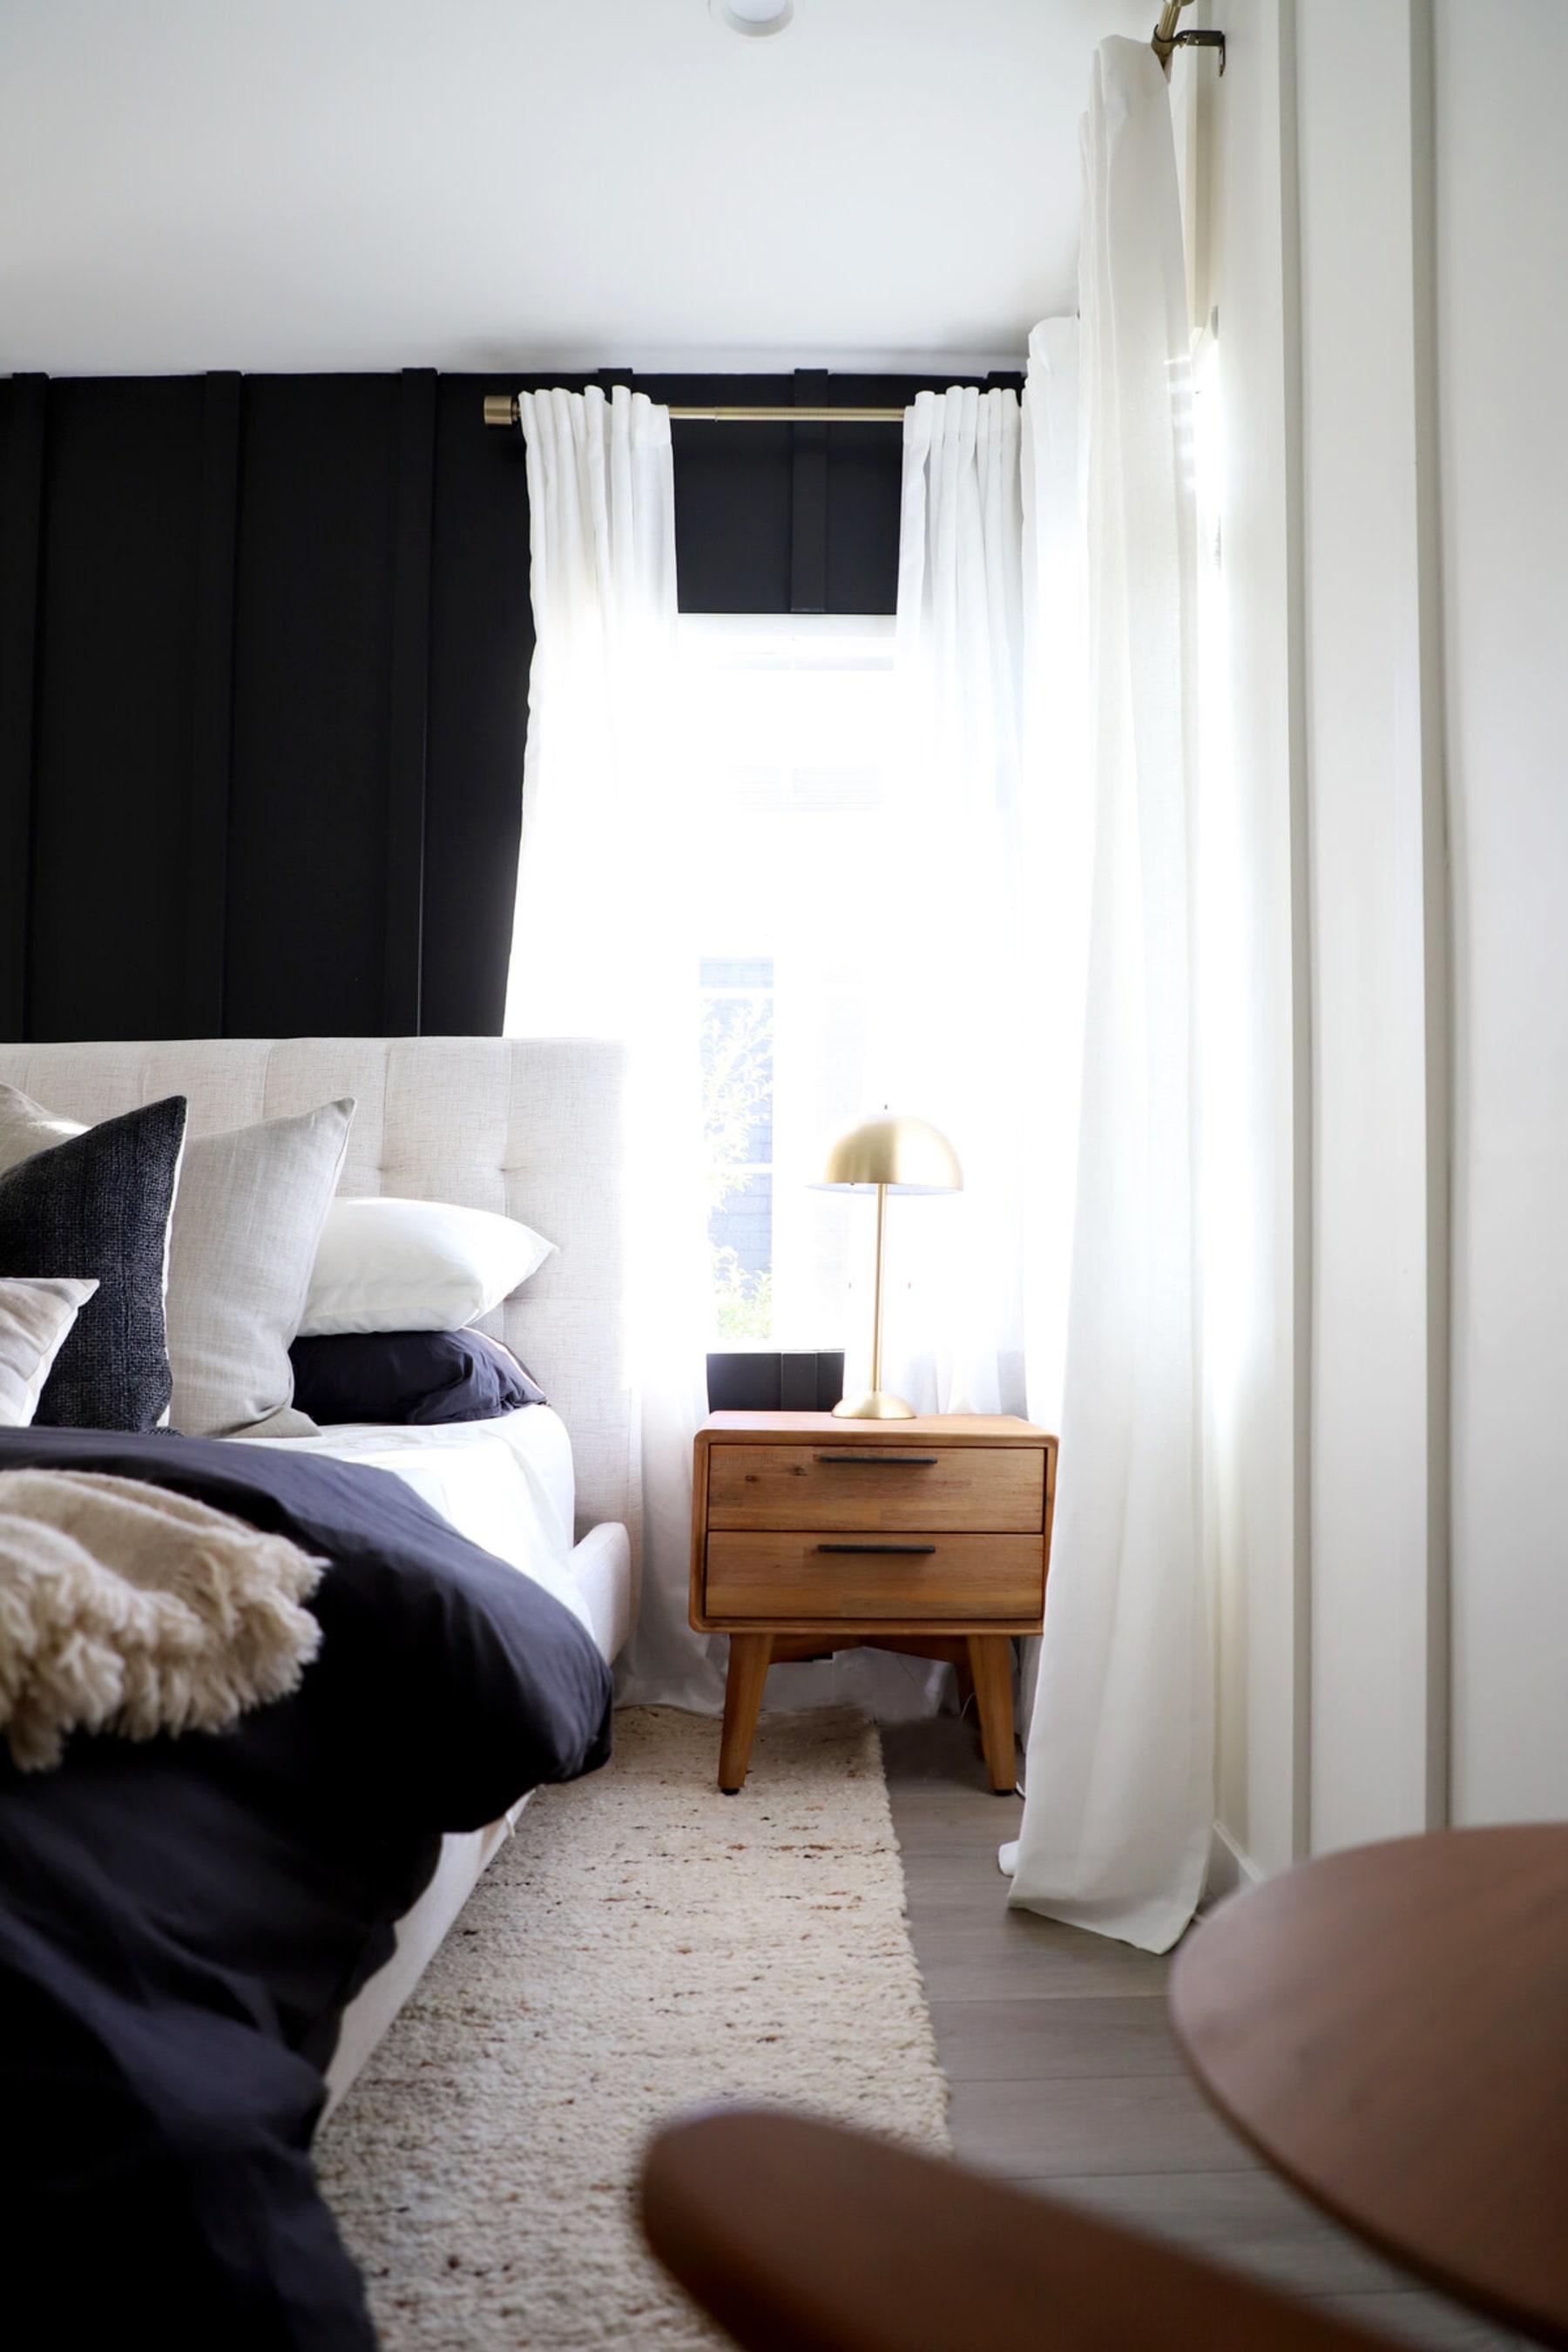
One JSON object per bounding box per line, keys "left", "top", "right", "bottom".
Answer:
{"left": 0, "top": 0, "right": 1153, "bottom": 379}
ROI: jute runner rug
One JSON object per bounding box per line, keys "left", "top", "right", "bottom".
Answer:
{"left": 317, "top": 1704, "right": 950, "bottom": 2350}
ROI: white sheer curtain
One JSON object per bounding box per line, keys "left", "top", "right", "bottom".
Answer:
{"left": 742, "top": 386, "right": 1035, "bottom": 1728}
{"left": 869, "top": 384, "right": 1031, "bottom": 1420}
{"left": 1019, "top": 318, "right": 1089, "bottom": 1444}
{"left": 504, "top": 383, "right": 726, "bottom": 1713}
{"left": 1004, "top": 37, "right": 1213, "bottom": 1952}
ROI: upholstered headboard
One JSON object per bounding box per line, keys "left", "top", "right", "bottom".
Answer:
{"left": 0, "top": 1037, "right": 636, "bottom": 1545}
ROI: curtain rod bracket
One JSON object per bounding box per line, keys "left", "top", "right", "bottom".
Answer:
{"left": 1152, "top": 2, "right": 1226, "bottom": 77}
{"left": 1168, "top": 26, "right": 1225, "bottom": 74}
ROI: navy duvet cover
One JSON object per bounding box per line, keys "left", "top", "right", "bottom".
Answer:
{"left": 0, "top": 1428, "right": 613, "bottom": 2350}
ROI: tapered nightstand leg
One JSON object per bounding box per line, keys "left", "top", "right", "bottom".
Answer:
{"left": 719, "top": 1634, "right": 774, "bottom": 1793}
{"left": 968, "top": 1637, "right": 1017, "bottom": 1794}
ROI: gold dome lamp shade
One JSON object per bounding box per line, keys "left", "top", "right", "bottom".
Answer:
{"left": 813, "top": 1112, "right": 963, "bottom": 1420}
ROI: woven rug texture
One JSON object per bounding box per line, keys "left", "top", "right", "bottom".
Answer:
{"left": 316, "top": 1703, "right": 950, "bottom": 2350}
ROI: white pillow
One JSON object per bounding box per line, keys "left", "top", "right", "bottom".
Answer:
{"left": 298, "top": 1198, "right": 555, "bottom": 1337}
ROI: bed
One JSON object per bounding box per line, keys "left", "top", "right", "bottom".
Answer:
{"left": 0, "top": 1037, "right": 639, "bottom": 2335}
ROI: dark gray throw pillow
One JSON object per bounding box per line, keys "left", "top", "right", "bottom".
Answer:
{"left": 0, "top": 1096, "right": 187, "bottom": 1430}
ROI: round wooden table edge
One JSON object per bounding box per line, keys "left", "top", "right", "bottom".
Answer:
{"left": 1167, "top": 1826, "right": 1568, "bottom": 2351}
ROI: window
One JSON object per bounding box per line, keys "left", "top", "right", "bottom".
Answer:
{"left": 701, "top": 955, "right": 774, "bottom": 1338}
{"left": 679, "top": 616, "right": 897, "bottom": 1346}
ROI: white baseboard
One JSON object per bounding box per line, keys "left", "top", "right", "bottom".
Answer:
{"left": 1205, "top": 1821, "right": 1266, "bottom": 1902}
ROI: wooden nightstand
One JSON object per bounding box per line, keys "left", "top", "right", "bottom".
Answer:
{"left": 690, "top": 1411, "right": 1058, "bottom": 1795}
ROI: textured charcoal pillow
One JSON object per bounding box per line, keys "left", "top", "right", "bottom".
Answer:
{"left": 0, "top": 1098, "right": 187, "bottom": 1430}
{"left": 287, "top": 1328, "right": 546, "bottom": 1427}
{"left": 163, "top": 1099, "right": 355, "bottom": 1439}
{"left": 0, "top": 1277, "right": 100, "bottom": 1428}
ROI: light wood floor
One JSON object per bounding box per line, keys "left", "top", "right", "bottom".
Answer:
{"left": 882, "top": 1714, "right": 1527, "bottom": 2352}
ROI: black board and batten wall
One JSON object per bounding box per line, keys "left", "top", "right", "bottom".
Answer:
{"left": 0, "top": 366, "right": 1018, "bottom": 1045}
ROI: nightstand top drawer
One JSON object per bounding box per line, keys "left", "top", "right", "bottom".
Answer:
{"left": 704, "top": 1531, "right": 1044, "bottom": 1625}
{"left": 707, "top": 1443, "right": 1044, "bottom": 1533}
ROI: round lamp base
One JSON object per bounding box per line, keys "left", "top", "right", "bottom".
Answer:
{"left": 831, "top": 1389, "right": 917, "bottom": 1421}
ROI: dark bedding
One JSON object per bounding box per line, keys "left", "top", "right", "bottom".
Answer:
{"left": 0, "top": 1428, "right": 613, "bottom": 2350}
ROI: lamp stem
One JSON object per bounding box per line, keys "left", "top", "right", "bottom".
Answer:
{"left": 869, "top": 1180, "right": 888, "bottom": 1393}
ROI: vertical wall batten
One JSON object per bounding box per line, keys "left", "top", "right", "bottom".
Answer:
{"left": 790, "top": 368, "right": 829, "bottom": 614}
{"left": 421, "top": 376, "right": 534, "bottom": 1035}
{"left": 1277, "top": 0, "right": 1315, "bottom": 1864}
{"left": 384, "top": 368, "right": 436, "bottom": 1035}
{"left": 0, "top": 376, "right": 47, "bottom": 1038}
{"left": 30, "top": 378, "right": 203, "bottom": 1040}
{"left": 183, "top": 371, "right": 240, "bottom": 1036}
{"left": 1297, "top": 0, "right": 1451, "bottom": 1851}
{"left": 1411, "top": 0, "right": 1455, "bottom": 1837}
{"left": 225, "top": 376, "right": 399, "bottom": 1037}
{"left": 1195, "top": 0, "right": 1315, "bottom": 1884}
{"left": 1409, "top": 0, "right": 1453, "bottom": 1834}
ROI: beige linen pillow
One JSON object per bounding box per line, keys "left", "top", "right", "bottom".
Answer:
{"left": 0, "top": 1088, "right": 78, "bottom": 1173}
{"left": 0, "top": 1276, "right": 100, "bottom": 1427}
{"left": 163, "top": 1100, "right": 355, "bottom": 1437}
{"left": 0, "top": 1085, "right": 354, "bottom": 1439}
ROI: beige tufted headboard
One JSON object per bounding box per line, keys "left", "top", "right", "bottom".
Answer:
{"left": 0, "top": 1036, "right": 637, "bottom": 1547}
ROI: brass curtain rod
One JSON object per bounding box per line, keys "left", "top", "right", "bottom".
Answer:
{"left": 483, "top": 395, "right": 912, "bottom": 429}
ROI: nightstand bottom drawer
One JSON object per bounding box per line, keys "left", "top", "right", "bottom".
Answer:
{"left": 705, "top": 1531, "right": 1044, "bottom": 1623}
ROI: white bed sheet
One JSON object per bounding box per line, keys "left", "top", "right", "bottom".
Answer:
{"left": 236, "top": 1400, "right": 633, "bottom": 2114}
{"left": 237, "top": 1404, "right": 590, "bottom": 1639}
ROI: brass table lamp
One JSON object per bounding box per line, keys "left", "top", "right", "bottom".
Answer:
{"left": 814, "top": 1112, "right": 963, "bottom": 1419}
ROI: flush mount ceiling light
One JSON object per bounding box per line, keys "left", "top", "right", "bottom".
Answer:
{"left": 710, "top": 0, "right": 794, "bottom": 36}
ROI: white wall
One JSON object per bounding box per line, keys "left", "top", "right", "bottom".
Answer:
{"left": 1294, "top": 0, "right": 1450, "bottom": 1850}
{"left": 1203, "top": 0, "right": 1568, "bottom": 1865}
{"left": 1436, "top": 0, "right": 1568, "bottom": 1824}
{"left": 1193, "top": 0, "right": 1310, "bottom": 1879}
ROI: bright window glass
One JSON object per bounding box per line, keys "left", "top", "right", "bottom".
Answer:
{"left": 681, "top": 615, "right": 896, "bottom": 1346}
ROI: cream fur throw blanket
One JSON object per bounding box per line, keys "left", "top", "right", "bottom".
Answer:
{"left": 0, "top": 1470, "right": 324, "bottom": 1772}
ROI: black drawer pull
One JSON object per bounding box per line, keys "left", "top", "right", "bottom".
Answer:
{"left": 816, "top": 1542, "right": 937, "bottom": 1556}
{"left": 814, "top": 1454, "right": 939, "bottom": 1467}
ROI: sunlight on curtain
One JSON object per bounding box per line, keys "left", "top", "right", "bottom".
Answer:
{"left": 872, "top": 385, "right": 1031, "bottom": 1419}
{"left": 1013, "top": 325, "right": 1092, "bottom": 1448}
{"left": 1192, "top": 322, "right": 1255, "bottom": 1679}
{"left": 503, "top": 384, "right": 725, "bottom": 1713}
{"left": 1004, "top": 36, "right": 1215, "bottom": 1953}
{"left": 503, "top": 267, "right": 1238, "bottom": 1801}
